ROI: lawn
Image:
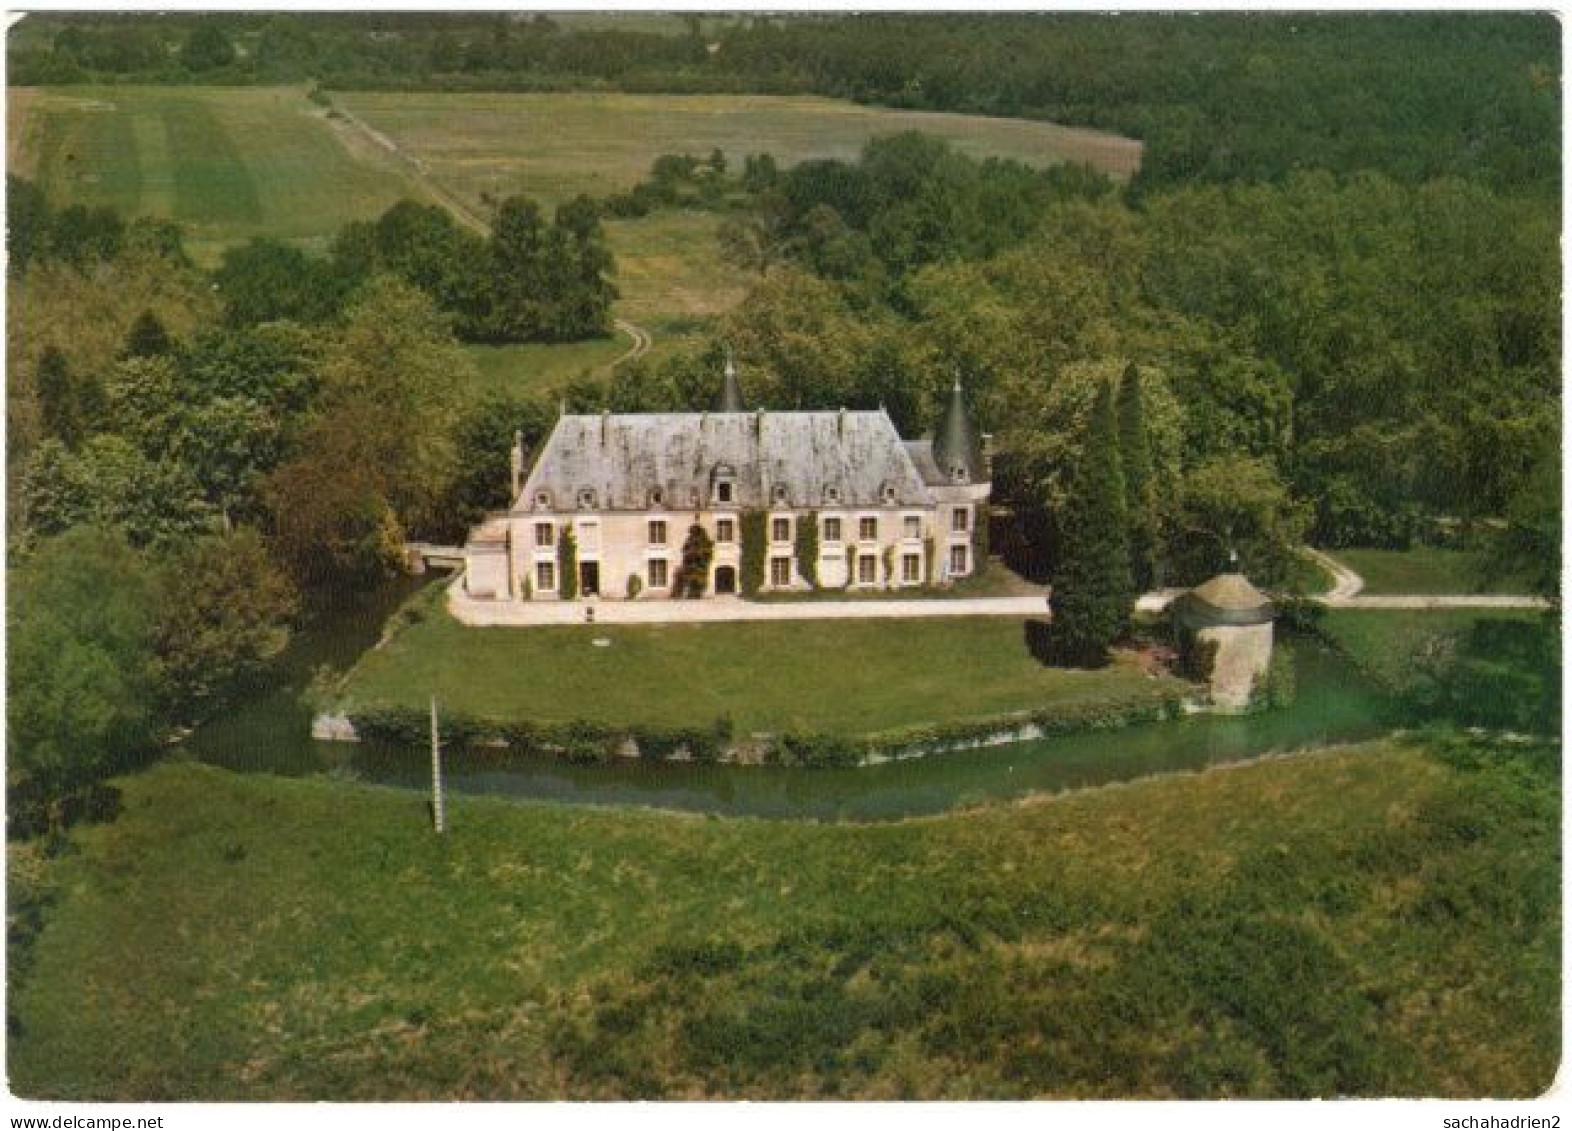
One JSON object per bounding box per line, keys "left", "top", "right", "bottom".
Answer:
{"left": 1327, "top": 547, "right": 1527, "bottom": 595}
{"left": 9, "top": 86, "right": 432, "bottom": 265}
{"left": 8, "top": 732, "right": 1559, "bottom": 1098}
{"left": 336, "top": 588, "right": 1178, "bottom": 736}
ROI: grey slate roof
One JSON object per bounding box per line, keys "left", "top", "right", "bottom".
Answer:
{"left": 517, "top": 410, "right": 935, "bottom": 512}
{"left": 932, "top": 377, "right": 983, "bottom": 483}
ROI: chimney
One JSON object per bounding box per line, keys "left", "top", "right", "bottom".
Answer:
{"left": 601, "top": 408, "right": 610, "bottom": 447}
{"left": 838, "top": 406, "right": 846, "bottom": 439}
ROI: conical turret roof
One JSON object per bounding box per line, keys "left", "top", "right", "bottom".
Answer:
{"left": 932, "top": 375, "right": 983, "bottom": 482}
{"left": 1174, "top": 573, "right": 1275, "bottom": 628}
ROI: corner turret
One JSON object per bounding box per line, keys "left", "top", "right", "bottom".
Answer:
{"left": 932, "top": 374, "right": 984, "bottom": 484}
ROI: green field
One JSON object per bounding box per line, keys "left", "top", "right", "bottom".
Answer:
{"left": 334, "top": 90, "right": 1143, "bottom": 212}
{"left": 9, "top": 86, "right": 431, "bottom": 265}
{"left": 462, "top": 336, "right": 629, "bottom": 398}
{"left": 1329, "top": 547, "right": 1528, "bottom": 595}
{"left": 1320, "top": 608, "right": 1543, "bottom": 696}
{"left": 9, "top": 734, "right": 1558, "bottom": 1098}
{"left": 337, "top": 591, "right": 1177, "bottom": 736}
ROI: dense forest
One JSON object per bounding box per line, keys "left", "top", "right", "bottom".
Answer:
{"left": 6, "top": 12, "right": 1561, "bottom": 822}
{"left": 9, "top": 12, "right": 1559, "bottom": 196}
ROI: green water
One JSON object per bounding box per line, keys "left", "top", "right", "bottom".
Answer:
{"left": 186, "top": 581, "right": 1391, "bottom": 821}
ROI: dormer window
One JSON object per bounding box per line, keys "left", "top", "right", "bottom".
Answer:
{"left": 535, "top": 490, "right": 552, "bottom": 509}
{"left": 825, "top": 486, "right": 841, "bottom": 505}
{"left": 951, "top": 465, "right": 969, "bottom": 484}
{"left": 881, "top": 484, "right": 897, "bottom": 504}
{"left": 772, "top": 484, "right": 789, "bottom": 506}
{"left": 577, "top": 488, "right": 597, "bottom": 510}
{"left": 712, "top": 463, "right": 736, "bottom": 505}
{"left": 649, "top": 487, "right": 665, "bottom": 508}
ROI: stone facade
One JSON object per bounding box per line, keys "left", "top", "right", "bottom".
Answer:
{"left": 462, "top": 374, "right": 991, "bottom": 602}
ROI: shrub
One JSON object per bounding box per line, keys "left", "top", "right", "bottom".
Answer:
{"left": 626, "top": 573, "right": 643, "bottom": 600}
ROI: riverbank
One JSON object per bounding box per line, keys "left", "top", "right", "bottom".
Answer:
{"left": 10, "top": 731, "right": 1558, "bottom": 1099}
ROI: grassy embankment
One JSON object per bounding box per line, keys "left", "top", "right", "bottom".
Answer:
{"left": 1329, "top": 547, "right": 1528, "bottom": 595}
{"left": 335, "top": 584, "right": 1178, "bottom": 737}
{"left": 8, "top": 732, "right": 1559, "bottom": 1099}
{"left": 1319, "top": 608, "right": 1543, "bottom": 696}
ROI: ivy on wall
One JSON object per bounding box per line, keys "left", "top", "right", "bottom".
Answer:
{"left": 794, "top": 509, "right": 820, "bottom": 588}
{"left": 558, "top": 526, "right": 578, "bottom": 600}
{"left": 739, "top": 509, "right": 766, "bottom": 596}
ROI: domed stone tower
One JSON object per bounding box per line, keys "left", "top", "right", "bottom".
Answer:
{"left": 1172, "top": 572, "right": 1276, "bottom": 711}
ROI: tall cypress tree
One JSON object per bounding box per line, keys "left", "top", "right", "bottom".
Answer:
{"left": 1051, "top": 381, "right": 1133, "bottom": 666}
{"left": 1117, "top": 362, "right": 1161, "bottom": 590}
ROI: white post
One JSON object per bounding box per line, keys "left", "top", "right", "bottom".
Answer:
{"left": 430, "top": 695, "right": 446, "bottom": 834}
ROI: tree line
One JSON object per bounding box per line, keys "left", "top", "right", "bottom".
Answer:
{"left": 563, "top": 132, "right": 1557, "bottom": 664}
{"left": 11, "top": 12, "right": 1558, "bottom": 197}
{"left": 5, "top": 184, "right": 566, "bottom": 829}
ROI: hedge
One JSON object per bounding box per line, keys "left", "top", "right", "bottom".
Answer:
{"left": 342, "top": 687, "right": 1194, "bottom": 769}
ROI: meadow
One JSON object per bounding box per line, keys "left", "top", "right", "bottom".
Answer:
{"left": 8, "top": 86, "right": 431, "bottom": 265}
{"left": 8, "top": 733, "right": 1558, "bottom": 1098}
{"left": 11, "top": 84, "right": 1133, "bottom": 329}
{"left": 332, "top": 90, "right": 1143, "bottom": 211}
{"left": 336, "top": 587, "right": 1178, "bottom": 736}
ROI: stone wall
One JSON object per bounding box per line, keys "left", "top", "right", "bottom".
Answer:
{"left": 1198, "top": 622, "right": 1274, "bottom": 711}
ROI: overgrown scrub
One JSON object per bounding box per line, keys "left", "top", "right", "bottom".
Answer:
{"left": 1321, "top": 610, "right": 1559, "bottom": 735}
{"left": 9, "top": 735, "right": 1558, "bottom": 1098}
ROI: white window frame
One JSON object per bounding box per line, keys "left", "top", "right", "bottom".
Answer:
{"left": 649, "top": 519, "right": 667, "bottom": 546}
{"left": 715, "top": 518, "right": 735, "bottom": 543}
{"left": 857, "top": 555, "right": 878, "bottom": 585}
{"left": 822, "top": 516, "right": 842, "bottom": 543}
{"left": 902, "top": 514, "right": 922, "bottom": 540}
{"left": 536, "top": 560, "right": 557, "bottom": 592}
{"left": 858, "top": 515, "right": 878, "bottom": 543}
{"left": 770, "top": 556, "right": 792, "bottom": 587}
{"left": 534, "top": 521, "right": 553, "bottom": 547}
{"left": 949, "top": 545, "right": 969, "bottom": 576}
{"left": 902, "top": 553, "right": 921, "bottom": 583}
{"left": 647, "top": 558, "right": 669, "bottom": 589}
{"left": 952, "top": 507, "right": 970, "bottom": 533}
{"left": 771, "top": 516, "right": 792, "bottom": 544}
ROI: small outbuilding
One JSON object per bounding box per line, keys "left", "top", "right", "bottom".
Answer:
{"left": 1172, "top": 572, "right": 1276, "bottom": 712}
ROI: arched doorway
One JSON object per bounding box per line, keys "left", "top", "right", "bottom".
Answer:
{"left": 714, "top": 565, "right": 737, "bottom": 595}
